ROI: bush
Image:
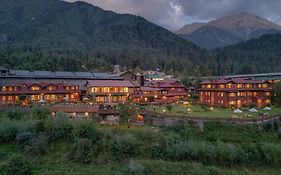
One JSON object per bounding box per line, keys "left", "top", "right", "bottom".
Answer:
{"left": 72, "top": 121, "right": 102, "bottom": 142}
{"left": 111, "top": 134, "right": 140, "bottom": 161}
{"left": 0, "top": 120, "right": 18, "bottom": 143}
{"left": 67, "top": 138, "right": 95, "bottom": 164}
{"left": 0, "top": 155, "right": 32, "bottom": 175}
{"left": 128, "top": 159, "right": 145, "bottom": 175}
{"left": 45, "top": 112, "right": 73, "bottom": 140}
{"left": 258, "top": 143, "right": 281, "bottom": 165}
{"left": 30, "top": 106, "right": 50, "bottom": 120}
{"left": 166, "top": 104, "right": 173, "bottom": 112}
{"left": 16, "top": 132, "right": 50, "bottom": 156}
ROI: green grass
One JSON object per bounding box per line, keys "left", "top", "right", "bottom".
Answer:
{"left": 146, "top": 104, "right": 281, "bottom": 119}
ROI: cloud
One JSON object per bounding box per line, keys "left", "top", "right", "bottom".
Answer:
{"left": 66, "top": 0, "right": 281, "bottom": 31}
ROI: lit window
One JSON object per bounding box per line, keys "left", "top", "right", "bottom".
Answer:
{"left": 227, "top": 83, "right": 232, "bottom": 88}
{"left": 207, "top": 85, "right": 211, "bottom": 88}
{"left": 229, "top": 93, "right": 235, "bottom": 97}
{"left": 31, "top": 86, "right": 40, "bottom": 91}
{"left": 47, "top": 86, "right": 56, "bottom": 91}
{"left": 262, "top": 84, "right": 268, "bottom": 88}
{"left": 8, "top": 96, "right": 13, "bottom": 101}
{"left": 2, "top": 96, "right": 6, "bottom": 101}
{"left": 1, "top": 86, "right": 6, "bottom": 91}
{"left": 219, "top": 84, "right": 225, "bottom": 89}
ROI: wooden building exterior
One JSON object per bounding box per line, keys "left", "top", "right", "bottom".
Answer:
{"left": 133, "top": 79, "right": 188, "bottom": 104}
{"left": 86, "top": 80, "right": 135, "bottom": 103}
{"left": 0, "top": 82, "right": 80, "bottom": 105}
{"left": 198, "top": 78, "right": 272, "bottom": 108}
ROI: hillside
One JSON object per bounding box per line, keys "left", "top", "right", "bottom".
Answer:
{"left": 0, "top": 0, "right": 209, "bottom": 75}
{"left": 207, "top": 34, "right": 281, "bottom": 75}
{"left": 177, "top": 13, "right": 281, "bottom": 49}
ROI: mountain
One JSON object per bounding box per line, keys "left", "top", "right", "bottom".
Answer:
{"left": 177, "top": 12, "right": 281, "bottom": 49}
{"left": 0, "top": 0, "right": 209, "bottom": 75}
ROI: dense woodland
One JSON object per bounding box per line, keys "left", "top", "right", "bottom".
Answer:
{"left": 0, "top": 0, "right": 281, "bottom": 76}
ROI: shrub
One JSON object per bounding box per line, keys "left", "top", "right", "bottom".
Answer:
{"left": 67, "top": 138, "right": 95, "bottom": 164}
{"left": 128, "top": 159, "right": 145, "bottom": 175}
{"left": 146, "top": 142, "right": 166, "bottom": 159}
{"left": 0, "top": 155, "right": 32, "bottom": 175}
{"left": 16, "top": 132, "right": 50, "bottom": 156}
{"left": 166, "top": 104, "right": 173, "bottom": 112}
{"left": 72, "top": 121, "right": 102, "bottom": 142}
{"left": 46, "top": 112, "right": 73, "bottom": 140}
{"left": 111, "top": 134, "right": 140, "bottom": 161}
{"left": 30, "top": 106, "right": 50, "bottom": 120}
{"left": 258, "top": 143, "right": 281, "bottom": 165}
{"left": 0, "top": 120, "right": 18, "bottom": 143}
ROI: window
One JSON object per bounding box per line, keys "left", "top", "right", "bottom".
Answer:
{"left": 229, "top": 101, "right": 235, "bottom": 105}
{"left": 1, "top": 96, "right": 6, "bottom": 101}
{"left": 237, "top": 84, "right": 242, "bottom": 88}
{"left": 8, "top": 96, "right": 12, "bottom": 101}
{"left": 47, "top": 86, "right": 56, "bottom": 91}
{"left": 246, "top": 84, "right": 251, "bottom": 88}
{"left": 8, "top": 86, "right": 13, "bottom": 91}
{"left": 219, "top": 84, "right": 225, "bottom": 89}
{"left": 229, "top": 93, "right": 235, "bottom": 97}
{"left": 206, "top": 84, "right": 211, "bottom": 88}
{"left": 262, "top": 84, "right": 268, "bottom": 88}
{"left": 227, "top": 83, "right": 232, "bottom": 88}
{"left": 218, "top": 92, "right": 224, "bottom": 97}
{"left": 265, "top": 92, "right": 271, "bottom": 96}
{"left": 31, "top": 86, "right": 40, "bottom": 91}
{"left": 1, "top": 86, "right": 6, "bottom": 91}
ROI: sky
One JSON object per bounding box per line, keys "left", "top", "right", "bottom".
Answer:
{"left": 66, "top": 0, "right": 281, "bottom": 31}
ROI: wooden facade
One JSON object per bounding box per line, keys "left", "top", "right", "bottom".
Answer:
{"left": 0, "top": 82, "right": 80, "bottom": 105}
{"left": 198, "top": 78, "right": 272, "bottom": 108}
{"left": 133, "top": 80, "right": 188, "bottom": 104}
{"left": 86, "top": 80, "right": 135, "bottom": 103}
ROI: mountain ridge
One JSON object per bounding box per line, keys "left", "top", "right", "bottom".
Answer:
{"left": 177, "top": 12, "right": 281, "bottom": 48}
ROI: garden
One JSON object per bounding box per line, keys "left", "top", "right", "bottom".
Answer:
{"left": 1, "top": 107, "right": 281, "bottom": 175}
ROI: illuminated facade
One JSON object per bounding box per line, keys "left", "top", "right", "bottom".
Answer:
{"left": 0, "top": 82, "right": 80, "bottom": 105}
{"left": 198, "top": 78, "right": 272, "bottom": 108}
{"left": 86, "top": 80, "right": 135, "bottom": 103}
{"left": 133, "top": 80, "right": 188, "bottom": 104}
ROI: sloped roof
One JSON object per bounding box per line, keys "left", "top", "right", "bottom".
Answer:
{"left": 112, "top": 71, "right": 136, "bottom": 77}
{"left": 152, "top": 79, "right": 186, "bottom": 88}
{"left": 201, "top": 78, "right": 266, "bottom": 85}
{"left": 140, "top": 87, "right": 163, "bottom": 91}
{"left": 86, "top": 80, "right": 135, "bottom": 87}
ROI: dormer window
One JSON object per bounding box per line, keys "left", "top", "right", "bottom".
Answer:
{"left": 31, "top": 86, "right": 40, "bottom": 91}
{"left": 47, "top": 85, "right": 56, "bottom": 91}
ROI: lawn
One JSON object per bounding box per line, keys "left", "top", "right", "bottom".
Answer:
{"left": 146, "top": 104, "right": 281, "bottom": 119}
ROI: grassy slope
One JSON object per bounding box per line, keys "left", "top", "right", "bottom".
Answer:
{"left": 147, "top": 104, "right": 281, "bottom": 119}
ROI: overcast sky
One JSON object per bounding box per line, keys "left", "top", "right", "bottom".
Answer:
{"left": 66, "top": 0, "right": 281, "bottom": 31}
